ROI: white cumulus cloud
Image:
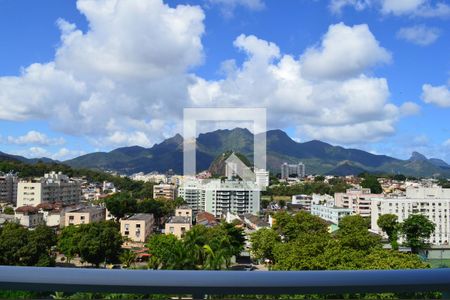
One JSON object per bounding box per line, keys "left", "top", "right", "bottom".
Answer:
{"left": 397, "top": 25, "right": 440, "bottom": 46}
{"left": 7, "top": 131, "right": 65, "bottom": 146}
{"left": 422, "top": 84, "right": 450, "bottom": 107}
{"left": 300, "top": 23, "right": 391, "bottom": 80}
{"left": 0, "top": 1, "right": 416, "bottom": 147}
{"left": 0, "top": 0, "right": 205, "bottom": 147}
{"left": 188, "top": 24, "right": 411, "bottom": 144}
{"left": 330, "top": 0, "right": 450, "bottom": 17}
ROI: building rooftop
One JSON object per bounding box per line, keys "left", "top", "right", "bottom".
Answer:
{"left": 69, "top": 207, "right": 105, "bottom": 214}
{"left": 177, "top": 205, "right": 192, "bottom": 210}
{"left": 15, "top": 206, "right": 39, "bottom": 214}
{"left": 126, "top": 213, "right": 154, "bottom": 221}
{"left": 167, "top": 216, "right": 191, "bottom": 224}
{"left": 196, "top": 211, "right": 217, "bottom": 227}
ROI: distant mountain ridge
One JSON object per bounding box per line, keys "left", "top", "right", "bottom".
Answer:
{"left": 60, "top": 128, "right": 450, "bottom": 178}
{"left": 2, "top": 128, "right": 449, "bottom": 177}
{"left": 0, "top": 151, "right": 56, "bottom": 165}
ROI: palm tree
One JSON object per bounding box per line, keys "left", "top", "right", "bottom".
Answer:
{"left": 202, "top": 244, "right": 226, "bottom": 270}
{"left": 120, "top": 250, "right": 137, "bottom": 268}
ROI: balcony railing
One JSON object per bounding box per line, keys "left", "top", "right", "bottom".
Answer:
{"left": 0, "top": 266, "right": 449, "bottom": 298}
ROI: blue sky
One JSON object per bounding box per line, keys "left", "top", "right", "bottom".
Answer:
{"left": 0, "top": 0, "right": 449, "bottom": 162}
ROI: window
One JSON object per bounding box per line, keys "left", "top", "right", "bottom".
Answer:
{"left": 169, "top": 227, "right": 174, "bottom": 233}
{"left": 69, "top": 216, "right": 74, "bottom": 220}
{"left": 136, "top": 224, "right": 141, "bottom": 228}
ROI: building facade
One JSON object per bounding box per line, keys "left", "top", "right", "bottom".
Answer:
{"left": 311, "top": 203, "right": 353, "bottom": 225}
{"left": 335, "top": 187, "right": 382, "bottom": 218}
{"left": 64, "top": 207, "right": 106, "bottom": 227}
{"left": 153, "top": 184, "right": 177, "bottom": 200}
{"left": 165, "top": 216, "right": 192, "bottom": 238}
{"left": 371, "top": 187, "right": 450, "bottom": 245}
{"left": 178, "top": 179, "right": 260, "bottom": 217}
{"left": 281, "top": 162, "right": 305, "bottom": 179}
{"left": 0, "top": 173, "right": 18, "bottom": 204}
{"left": 17, "top": 172, "right": 82, "bottom": 207}
{"left": 120, "top": 213, "right": 154, "bottom": 243}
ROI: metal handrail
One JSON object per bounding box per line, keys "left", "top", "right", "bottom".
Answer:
{"left": 0, "top": 266, "right": 449, "bottom": 297}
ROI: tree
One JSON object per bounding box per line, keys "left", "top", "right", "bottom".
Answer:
{"left": 0, "top": 223, "right": 56, "bottom": 266}
{"left": 272, "top": 211, "right": 328, "bottom": 241}
{"left": 58, "top": 225, "right": 82, "bottom": 263}
{"left": 77, "top": 222, "right": 123, "bottom": 267}
{"left": 147, "top": 234, "right": 194, "bottom": 270}
{"left": 337, "top": 215, "right": 380, "bottom": 251}
{"left": 120, "top": 250, "right": 137, "bottom": 268}
{"left": 249, "top": 228, "right": 280, "bottom": 262}
{"left": 314, "top": 175, "right": 325, "bottom": 182}
{"left": 0, "top": 222, "right": 30, "bottom": 265}
{"left": 2, "top": 206, "right": 14, "bottom": 215}
{"left": 27, "top": 225, "right": 57, "bottom": 266}
{"left": 401, "top": 214, "right": 435, "bottom": 253}
{"left": 361, "top": 175, "right": 382, "bottom": 194}
{"left": 377, "top": 214, "right": 400, "bottom": 250}
{"left": 104, "top": 193, "right": 137, "bottom": 220}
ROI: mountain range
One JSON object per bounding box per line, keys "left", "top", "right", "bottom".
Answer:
{"left": 2, "top": 128, "right": 449, "bottom": 177}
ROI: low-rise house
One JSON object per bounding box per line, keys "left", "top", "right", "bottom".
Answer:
{"left": 0, "top": 213, "right": 17, "bottom": 227}
{"left": 120, "top": 213, "right": 154, "bottom": 242}
{"left": 37, "top": 202, "right": 82, "bottom": 228}
{"left": 165, "top": 216, "right": 192, "bottom": 238}
{"left": 175, "top": 205, "right": 193, "bottom": 218}
{"left": 64, "top": 207, "right": 106, "bottom": 227}
{"left": 243, "top": 214, "right": 269, "bottom": 230}
{"left": 15, "top": 206, "right": 44, "bottom": 228}
{"left": 196, "top": 211, "right": 218, "bottom": 227}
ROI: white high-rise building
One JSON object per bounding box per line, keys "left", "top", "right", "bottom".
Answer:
{"left": 254, "top": 169, "right": 269, "bottom": 188}
{"left": 17, "top": 171, "right": 82, "bottom": 208}
{"left": 281, "top": 162, "right": 305, "bottom": 179}
{"left": 178, "top": 179, "right": 260, "bottom": 217}
{"left": 371, "top": 187, "right": 450, "bottom": 245}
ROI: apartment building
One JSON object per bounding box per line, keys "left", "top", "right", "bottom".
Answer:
{"left": 178, "top": 179, "right": 260, "bottom": 217}
{"left": 17, "top": 171, "right": 82, "bottom": 207}
{"left": 311, "top": 203, "right": 353, "bottom": 225}
{"left": 281, "top": 162, "right": 305, "bottom": 179}
{"left": 64, "top": 207, "right": 106, "bottom": 227}
{"left": 335, "top": 187, "right": 382, "bottom": 218}
{"left": 153, "top": 184, "right": 177, "bottom": 200}
{"left": 0, "top": 173, "right": 18, "bottom": 204}
{"left": 371, "top": 187, "right": 450, "bottom": 245}
{"left": 291, "top": 194, "right": 313, "bottom": 211}
{"left": 255, "top": 169, "right": 270, "bottom": 188}
{"left": 165, "top": 216, "right": 192, "bottom": 238}
{"left": 120, "top": 213, "right": 154, "bottom": 242}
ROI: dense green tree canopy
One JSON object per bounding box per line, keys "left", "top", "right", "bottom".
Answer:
{"left": 251, "top": 213, "right": 428, "bottom": 273}
{"left": 58, "top": 221, "right": 123, "bottom": 267}
{"left": 401, "top": 214, "right": 435, "bottom": 253}
{"left": 0, "top": 223, "right": 56, "bottom": 266}
{"left": 147, "top": 223, "right": 245, "bottom": 270}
